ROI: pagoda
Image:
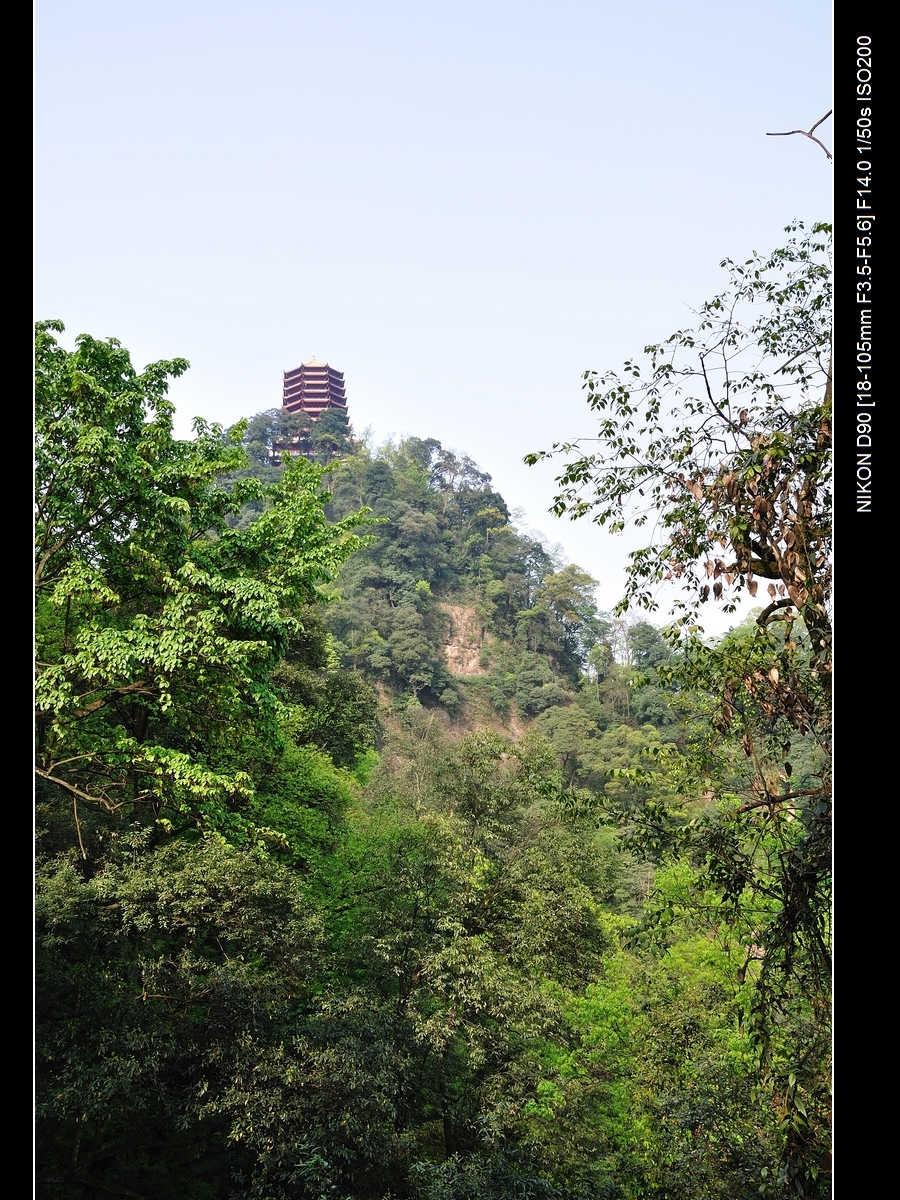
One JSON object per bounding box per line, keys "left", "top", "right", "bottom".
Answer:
{"left": 282, "top": 355, "right": 349, "bottom": 421}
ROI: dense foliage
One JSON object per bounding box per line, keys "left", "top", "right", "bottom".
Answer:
{"left": 35, "top": 227, "right": 830, "bottom": 1200}
{"left": 527, "top": 221, "right": 832, "bottom": 1196}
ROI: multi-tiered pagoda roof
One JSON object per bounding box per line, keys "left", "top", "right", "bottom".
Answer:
{"left": 282, "top": 356, "right": 348, "bottom": 420}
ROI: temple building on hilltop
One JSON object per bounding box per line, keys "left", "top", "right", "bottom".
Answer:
{"left": 282, "top": 355, "right": 349, "bottom": 422}
{"left": 275, "top": 355, "right": 350, "bottom": 460}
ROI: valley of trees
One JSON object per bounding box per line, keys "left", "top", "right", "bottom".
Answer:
{"left": 35, "top": 223, "right": 831, "bottom": 1199}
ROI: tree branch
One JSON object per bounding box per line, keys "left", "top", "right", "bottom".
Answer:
{"left": 35, "top": 767, "right": 120, "bottom": 812}
{"left": 756, "top": 598, "right": 795, "bottom": 626}
{"left": 36, "top": 1176, "right": 145, "bottom": 1199}
{"left": 70, "top": 681, "right": 153, "bottom": 720}
{"left": 766, "top": 111, "right": 833, "bottom": 161}
{"left": 735, "top": 788, "right": 823, "bottom": 814}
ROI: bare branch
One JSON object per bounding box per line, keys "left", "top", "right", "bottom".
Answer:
{"left": 735, "top": 788, "right": 824, "bottom": 814}
{"left": 766, "top": 111, "right": 833, "bottom": 161}
{"left": 35, "top": 767, "right": 120, "bottom": 812}
{"left": 73, "top": 797, "right": 88, "bottom": 860}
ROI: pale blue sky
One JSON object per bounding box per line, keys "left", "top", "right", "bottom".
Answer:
{"left": 34, "top": 0, "right": 832, "bottom": 626}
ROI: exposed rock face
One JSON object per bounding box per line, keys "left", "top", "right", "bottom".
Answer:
{"left": 441, "top": 604, "right": 488, "bottom": 676}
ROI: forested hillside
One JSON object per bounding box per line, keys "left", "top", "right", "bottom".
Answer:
{"left": 35, "top": 227, "right": 830, "bottom": 1200}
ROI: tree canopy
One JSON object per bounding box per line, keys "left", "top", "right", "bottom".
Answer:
{"left": 527, "top": 222, "right": 832, "bottom": 1196}
{"left": 35, "top": 293, "right": 831, "bottom": 1200}
{"left": 35, "top": 321, "right": 369, "bottom": 837}
{"left": 526, "top": 221, "right": 831, "bottom": 649}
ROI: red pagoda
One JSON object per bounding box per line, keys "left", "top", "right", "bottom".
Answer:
{"left": 282, "top": 355, "right": 348, "bottom": 421}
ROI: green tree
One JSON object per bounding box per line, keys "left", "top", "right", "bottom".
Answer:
{"left": 35, "top": 320, "right": 369, "bottom": 838}
{"left": 527, "top": 223, "right": 832, "bottom": 1197}
{"left": 527, "top": 221, "right": 831, "bottom": 653}
{"left": 238, "top": 406, "right": 314, "bottom": 464}
{"left": 36, "top": 835, "right": 324, "bottom": 1198}
{"left": 533, "top": 564, "right": 604, "bottom": 671}
{"left": 348, "top": 719, "right": 619, "bottom": 1189}
{"left": 35, "top": 322, "right": 375, "bottom": 1197}
{"left": 309, "top": 406, "right": 353, "bottom": 463}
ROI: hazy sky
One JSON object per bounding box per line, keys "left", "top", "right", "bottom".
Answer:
{"left": 34, "top": 0, "right": 832, "bottom": 628}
